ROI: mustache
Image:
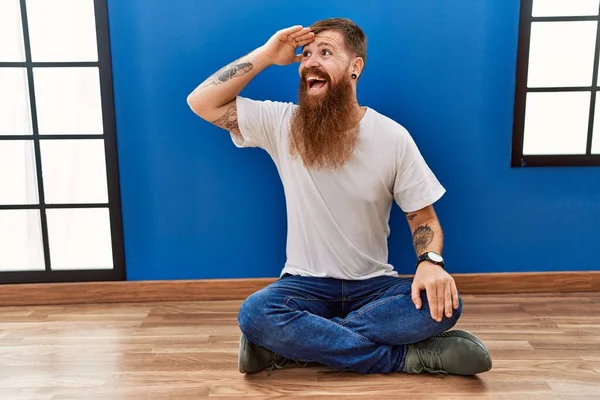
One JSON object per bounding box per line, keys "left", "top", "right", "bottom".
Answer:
{"left": 301, "top": 67, "right": 331, "bottom": 82}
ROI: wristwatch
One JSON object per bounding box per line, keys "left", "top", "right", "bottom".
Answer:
{"left": 416, "top": 251, "right": 445, "bottom": 269}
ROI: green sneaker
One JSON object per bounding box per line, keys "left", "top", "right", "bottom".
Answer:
{"left": 238, "top": 333, "right": 308, "bottom": 374}
{"left": 403, "top": 330, "right": 492, "bottom": 375}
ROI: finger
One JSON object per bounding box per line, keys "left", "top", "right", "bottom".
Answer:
{"left": 293, "top": 54, "right": 302, "bottom": 63}
{"left": 278, "top": 25, "right": 304, "bottom": 36}
{"left": 294, "top": 30, "right": 314, "bottom": 39}
{"left": 296, "top": 39, "right": 314, "bottom": 49}
{"left": 411, "top": 283, "right": 422, "bottom": 309}
{"left": 451, "top": 280, "right": 460, "bottom": 309}
{"left": 290, "top": 27, "right": 312, "bottom": 39}
{"left": 295, "top": 32, "right": 315, "bottom": 45}
{"left": 437, "top": 283, "right": 445, "bottom": 322}
{"left": 426, "top": 284, "right": 438, "bottom": 320}
{"left": 295, "top": 38, "right": 315, "bottom": 49}
{"left": 444, "top": 280, "right": 453, "bottom": 319}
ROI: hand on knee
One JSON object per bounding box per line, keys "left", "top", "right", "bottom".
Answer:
{"left": 445, "top": 295, "right": 462, "bottom": 324}
{"left": 411, "top": 269, "right": 461, "bottom": 323}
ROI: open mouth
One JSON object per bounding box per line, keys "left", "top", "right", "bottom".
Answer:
{"left": 306, "top": 76, "right": 328, "bottom": 91}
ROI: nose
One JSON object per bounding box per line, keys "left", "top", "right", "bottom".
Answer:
{"left": 303, "top": 54, "right": 320, "bottom": 70}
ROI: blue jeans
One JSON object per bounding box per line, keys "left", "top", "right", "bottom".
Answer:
{"left": 238, "top": 274, "right": 462, "bottom": 374}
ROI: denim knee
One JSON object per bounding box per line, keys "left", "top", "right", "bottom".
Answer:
{"left": 238, "top": 291, "right": 264, "bottom": 333}
{"left": 238, "top": 289, "right": 281, "bottom": 338}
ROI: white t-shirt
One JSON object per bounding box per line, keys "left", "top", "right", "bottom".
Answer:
{"left": 230, "top": 96, "right": 445, "bottom": 280}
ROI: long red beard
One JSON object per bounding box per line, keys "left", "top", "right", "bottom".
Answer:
{"left": 289, "top": 68, "right": 361, "bottom": 170}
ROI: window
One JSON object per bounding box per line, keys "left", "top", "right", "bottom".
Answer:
{"left": 0, "top": 0, "right": 125, "bottom": 283}
{"left": 512, "top": 0, "right": 600, "bottom": 167}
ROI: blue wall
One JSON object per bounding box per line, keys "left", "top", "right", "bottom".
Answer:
{"left": 107, "top": 0, "right": 600, "bottom": 280}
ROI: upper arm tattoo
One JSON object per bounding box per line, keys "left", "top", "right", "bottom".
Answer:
{"left": 211, "top": 102, "right": 239, "bottom": 133}
{"left": 413, "top": 224, "right": 434, "bottom": 255}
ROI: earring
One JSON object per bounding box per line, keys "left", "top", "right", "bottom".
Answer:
{"left": 351, "top": 73, "right": 357, "bottom": 79}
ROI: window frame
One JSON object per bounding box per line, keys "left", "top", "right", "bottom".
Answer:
{"left": 0, "top": 0, "right": 125, "bottom": 283}
{"left": 512, "top": 0, "right": 600, "bottom": 167}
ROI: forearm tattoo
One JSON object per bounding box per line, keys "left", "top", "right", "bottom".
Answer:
{"left": 405, "top": 212, "right": 418, "bottom": 221}
{"left": 413, "top": 224, "right": 434, "bottom": 255}
{"left": 198, "top": 62, "right": 253, "bottom": 89}
{"left": 211, "top": 103, "right": 239, "bottom": 132}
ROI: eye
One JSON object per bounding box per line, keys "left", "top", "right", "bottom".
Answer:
{"left": 302, "top": 50, "right": 311, "bottom": 57}
{"left": 321, "top": 49, "right": 332, "bottom": 56}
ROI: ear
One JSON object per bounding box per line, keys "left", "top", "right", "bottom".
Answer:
{"left": 351, "top": 57, "right": 365, "bottom": 79}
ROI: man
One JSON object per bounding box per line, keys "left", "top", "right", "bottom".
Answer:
{"left": 187, "top": 18, "right": 492, "bottom": 376}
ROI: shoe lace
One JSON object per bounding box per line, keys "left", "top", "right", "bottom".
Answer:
{"left": 415, "top": 336, "right": 448, "bottom": 376}
{"left": 266, "top": 355, "right": 309, "bottom": 376}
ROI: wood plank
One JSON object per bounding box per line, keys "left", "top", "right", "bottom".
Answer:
{"left": 0, "top": 295, "right": 599, "bottom": 398}
{"left": 454, "top": 271, "right": 599, "bottom": 294}
{"left": 0, "top": 272, "right": 599, "bottom": 306}
{"left": 0, "top": 278, "right": 274, "bottom": 306}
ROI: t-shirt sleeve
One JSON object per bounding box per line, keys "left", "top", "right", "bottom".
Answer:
{"left": 230, "top": 96, "right": 291, "bottom": 159}
{"left": 393, "top": 130, "right": 446, "bottom": 212}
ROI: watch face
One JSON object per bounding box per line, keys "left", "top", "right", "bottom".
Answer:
{"left": 428, "top": 252, "right": 443, "bottom": 262}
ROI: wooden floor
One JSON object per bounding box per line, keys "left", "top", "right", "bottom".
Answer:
{"left": 1, "top": 292, "right": 600, "bottom": 399}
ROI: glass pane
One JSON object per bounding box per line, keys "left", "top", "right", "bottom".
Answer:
{"left": 0, "top": 68, "right": 32, "bottom": 135}
{"left": 47, "top": 208, "right": 113, "bottom": 270}
{"left": 41, "top": 139, "right": 108, "bottom": 204}
{"left": 532, "top": 0, "right": 600, "bottom": 17}
{"left": 34, "top": 67, "right": 103, "bottom": 134}
{"left": 592, "top": 94, "right": 600, "bottom": 154}
{"left": 523, "top": 92, "right": 590, "bottom": 155}
{"left": 528, "top": 21, "right": 597, "bottom": 88}
{"left": 0, "top": 141, "right": 39, "bottom": 205}
{"left": 26, "top": 0, "right": 98, "bottom": 62}
{"left": 0, "top": 0, "right": 26, "bottom": 61}
{"left": 0, "top": 210, "right": 45, "bottom": 271}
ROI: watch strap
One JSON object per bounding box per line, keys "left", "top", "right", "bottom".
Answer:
{"left": 416, "top": 252, "right": 445, "bottom": 269}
